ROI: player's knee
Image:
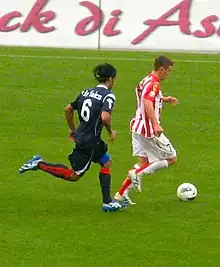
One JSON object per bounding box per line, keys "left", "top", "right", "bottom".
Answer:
{"left": 167, "top": 157, "right": 177, "bottom": 165}
{"left": 138, "top": 157, "right": 149, "bottom": 168}
{"left": 68, "top": 172, "right": 81, "bottom": 181}
{"left": 99, "top": 153, "right": 111, "bottom": 167}
{"left": 103, "top": 160, "right": 111, "bottom": 168}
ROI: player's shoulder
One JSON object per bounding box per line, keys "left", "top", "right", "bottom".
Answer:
{"left": 80, "top": 87, "right": 104, "bottom": 101}
{"left": 148, "top": 73, "right": 160, "bottom": 83}
{"left": 102, "top": 90, "right": 116, "bottom": 102}
{"left": 94, "top": 85, "right": 115, "bottom": 98}
{"left": 80, "top": 86, "right": 116, "bottom": 103}
{"left": 141, "top": 74, "right": 160, "bottom": 90}
{"left": 152, "top": 81, "right": 160, "bottom": 92}
{"left": 142, "top": 73, "right": 158, "bottom": 84}
{"left": 148, "top": 74, "right": 160, "bottom": 89}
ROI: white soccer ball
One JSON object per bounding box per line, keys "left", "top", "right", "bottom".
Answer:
{"left": 177, "top": 183, "right": 198, "bottom": 202}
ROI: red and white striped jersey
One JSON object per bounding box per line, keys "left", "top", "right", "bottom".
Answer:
{"left": 130, "top": 73, "right": 163, "bottom": 138}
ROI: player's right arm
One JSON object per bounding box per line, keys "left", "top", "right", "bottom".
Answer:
{"left": 64, "top": 104, "right": 76, "bottom": 139}
{"left": 144, "top": 100, "right": 163, "bottom": 136}
{"left": 143, "top": 83, "right": 164, "bottom": 136}
{"left": 65, "top": 95, "right": 80, "bottom": 140}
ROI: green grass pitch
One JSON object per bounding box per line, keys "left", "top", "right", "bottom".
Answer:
{"left": 0, "top": 46, "right": 220, "bottom": 267}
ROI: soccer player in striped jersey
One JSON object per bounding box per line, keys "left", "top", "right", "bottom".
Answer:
{"left": 115, "top": 56, "right": 179, "bottom": 205}
{"left": 19, "top": 63, "right": 125, "bottom": 212}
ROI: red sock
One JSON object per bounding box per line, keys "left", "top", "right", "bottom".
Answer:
{"left": 39, "top": 162, "right": 73, "bottom": 180}
{"left": 118, "top": 176, "right": 132, "bottom": 196}
{"left": 136, "top": 163, "right": 151, "bottom": 175}
{"left": 100, "top": 167, "right": 111, "bottom": 175}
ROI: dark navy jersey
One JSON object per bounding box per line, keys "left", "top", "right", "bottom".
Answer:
{"left": 70, "top": 85, "right": 116, "bottom": 145}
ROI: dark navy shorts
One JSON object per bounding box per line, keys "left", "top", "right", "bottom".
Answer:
{"left": 68, "top": 139, "right": 108, "bottom": 177}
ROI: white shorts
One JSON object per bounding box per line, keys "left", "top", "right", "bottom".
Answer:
{"left": 132, "top": 132, "right": 176, "bottom": 162}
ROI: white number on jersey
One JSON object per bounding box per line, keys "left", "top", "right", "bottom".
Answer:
{"left": 106, "top": 98, "right": 114, "bottom": 109}
{"left": 81, "top": 99, "right": 92, "bottom": 122}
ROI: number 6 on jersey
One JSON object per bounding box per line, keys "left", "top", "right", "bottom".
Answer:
{"left": 81, "top": 99, "right": 92, "bottom": 122}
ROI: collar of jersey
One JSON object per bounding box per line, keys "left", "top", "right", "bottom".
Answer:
{"left": 96, "top": 84, "right": 109, "bottom": 90}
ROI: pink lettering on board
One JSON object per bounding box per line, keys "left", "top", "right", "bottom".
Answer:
{"left": 0, "top": 0, "right": 55, "bottom": 33}
{"left": 132, "top": 0, "right": 192, "bottom": 45}
{"left": 20, "top": 0, "right": 55, "bottom": 33}
{"left": 193, "top": 15, "right": 218, "bottom": 38}
{"left": 75, "top": 1, "right": 122, "bottom": 37}
{"left": 0, "top": 11, "right": 21, "bottom": 32}
{"left": 75, "top": 1, "right": 103, "bottom": 36}
{"left": 216, "top": 25, "right": 220, "bottom": 37}
{"left": 103, "top": 10, "right": 122, "bottom": 37}
{"left": 0, "top": 0, "right": 220, "bottom": 43}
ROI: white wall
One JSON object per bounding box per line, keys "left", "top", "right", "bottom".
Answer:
{"left": 0, "top": 0, "right": 220, "bottom": 52}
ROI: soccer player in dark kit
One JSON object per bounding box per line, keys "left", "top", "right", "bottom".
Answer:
{"left": 19, "top": 63, "right": 125, "bottom": 212}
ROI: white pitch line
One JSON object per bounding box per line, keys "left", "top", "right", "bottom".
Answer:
{"left": 0, "top": 53, "right": 219, "bottom": 63}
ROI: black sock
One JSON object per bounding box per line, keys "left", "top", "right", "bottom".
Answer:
{"left": 99, "top": 172, "right": 112, "bottom": 204}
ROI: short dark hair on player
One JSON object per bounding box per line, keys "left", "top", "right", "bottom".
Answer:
{"left": 93, "top": 63, "right": 117, "bottom": 83}
{"left": 154, "top": 56, "right": 174, "bottom": 71}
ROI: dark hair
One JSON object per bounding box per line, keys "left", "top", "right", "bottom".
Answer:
{"left": 154, "top": 56, "right": 174, "bottom": 71}
{"left": 93, "top": 63, "right": 117, "bottom": 83}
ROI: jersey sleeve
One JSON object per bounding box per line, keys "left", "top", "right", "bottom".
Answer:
{"left": 143, "top": 82, "right": 160, "bottom": 102}
{"left": 102, "top": 93, "right": 116, "bottom": 113}
{"left": 70, "top": 94, "right": 81, "bottom": 110}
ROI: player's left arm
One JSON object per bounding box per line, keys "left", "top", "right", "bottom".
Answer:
{"left": 162, "top": 96, "right": 179, "bottom": 105}
{"left": 101, "top": 93, "right": 117, "bottom": 141}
